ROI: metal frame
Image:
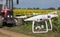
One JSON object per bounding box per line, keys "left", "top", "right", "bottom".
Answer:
{"left": 32, "top": 19, "right": 53, "bottom": 33}
{"left": 48, "top": 19, "right": 52, "bottom": 30}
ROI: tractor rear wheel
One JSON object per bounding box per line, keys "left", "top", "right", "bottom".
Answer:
{"left": 0, "top": 16, "right": 3, "bottom": 28}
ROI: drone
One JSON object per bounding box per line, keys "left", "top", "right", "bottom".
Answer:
{"left": 24, "top": 11, "right": 58, "bottom": 33}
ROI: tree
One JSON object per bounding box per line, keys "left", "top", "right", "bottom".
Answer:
{"left": 36, "top": 8, "right": 40, "bottom": 9}
{"left": 33, "top": 8, "right": 40, "bottom": 9}
{"left": 58, "top": 7, "right": 60, "bottom": 10}
{"left": 47, "top": 7, "right": 56, "bottom": 10}
{"left": 28, "top": 8, "right": 33, "bottom": 9}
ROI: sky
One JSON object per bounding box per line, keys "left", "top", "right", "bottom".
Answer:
{"left": 0, "top": 0, "right": 60, "bottom": 9}
{"left": 13, "top": 0, "right": 60, "bottom": 9}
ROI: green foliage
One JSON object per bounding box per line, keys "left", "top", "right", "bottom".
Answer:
{"left": 52, "top": 17, "right": 60, "bottom": 33}
{"left": 2, "top": 17, "right": 60, "bottom": 37}
{"left": 58, "top": 7, "right": 60, "bottom": 10}
{"left": 47, "top": 7, "right": 56, "bottom": 10}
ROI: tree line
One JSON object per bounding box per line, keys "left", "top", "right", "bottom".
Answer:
{"left": 13, "top": 7, "right": 60, "bottom": 10}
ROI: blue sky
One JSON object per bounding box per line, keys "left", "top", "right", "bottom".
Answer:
{"left": 0, "top": 0, "right": 60, "bottom": 9}
{"left": 13, "top": 0, "right": 60, "bottom": 9}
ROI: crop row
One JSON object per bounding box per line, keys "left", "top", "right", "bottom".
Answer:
{"left": 13, "top": 9, "right": 60, "bottom": 17}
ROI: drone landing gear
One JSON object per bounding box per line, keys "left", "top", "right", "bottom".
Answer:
{"left": 48, "top": 19, "right": 52, "bottom": 30}
{"left": 32, "top": 19, "right": 52, "bottom": 33}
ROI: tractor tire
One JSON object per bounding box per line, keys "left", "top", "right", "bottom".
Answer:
{"left": 15, "top": 18, "right": 22, "bottom": 26}
{"left": 0, "top": 16, "right": 3, "bottom": 28}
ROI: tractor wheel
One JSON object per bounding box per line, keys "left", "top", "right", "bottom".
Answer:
{"left": 0, "top": 16, "right": 3, "bottom": 28}
{"left": 15, "top": 18, "right": 22, "bottom": 26}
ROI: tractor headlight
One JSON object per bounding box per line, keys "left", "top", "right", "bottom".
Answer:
{"left": 7, "top": 15, "right": 9, "bottom": 17}
{"left": 2, "top": 17, "right": 4, "bottom": 20}
{"left": 11, "top": 15, "right": 13, "bottom": 18}
{"left": 7, "top": 15, "right": 13, "bottom": 18}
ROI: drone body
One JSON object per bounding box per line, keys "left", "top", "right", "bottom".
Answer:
{"left": 24, "top": 11, "right": 58, "bottom": 33}
{"left": 24, "top": 11, "right": 58, "bottom": 22}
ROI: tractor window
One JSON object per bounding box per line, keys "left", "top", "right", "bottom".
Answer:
{"left": 0, "top": 4, "right": 2, "bottom": 9}
{"left": 7, "top": 11, "right": 13, "bottom": 15}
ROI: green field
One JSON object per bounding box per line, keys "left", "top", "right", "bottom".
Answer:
{"left": 13, "top": 9, "right": 60, "bottom": 16}
{"left": 2, "top": 9, "right": 60, "bottom": 37}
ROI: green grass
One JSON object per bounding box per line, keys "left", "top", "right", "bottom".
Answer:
{"left": 2, "top": 17, "right": 60, "bottom": 37}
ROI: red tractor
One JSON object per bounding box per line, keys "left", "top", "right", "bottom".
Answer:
{"left": 1, "top": 8, "right": 15, "bottom": 25}
{"left": 0, "top": 0, "right": 23, "bottom": 27}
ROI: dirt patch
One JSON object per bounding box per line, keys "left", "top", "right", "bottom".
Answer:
{"left": 0, "top": 29, "right": 34, "bottom": 37}
{"left": 0, "top": 29, "right": 60, "bottom": 37}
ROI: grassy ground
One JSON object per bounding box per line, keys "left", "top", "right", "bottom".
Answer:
{"left": 2, "top": 17, "right": 60, "bottom": 37}
{"left": 1, "top": 10, "right": 60, "bottom": 37}
{"left": 2, "top": 25, "right": 60, "bottom": 37}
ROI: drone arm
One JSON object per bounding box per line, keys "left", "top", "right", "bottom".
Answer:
{"left": 48, "top": 19, "right": 53, "bottom": 30}
{"left": 32, "top": 21, "right": 35, "bottom": 33}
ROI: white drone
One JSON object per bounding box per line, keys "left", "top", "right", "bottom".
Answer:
{"left": 24, "top": 11, "right": 58, "bottom": 33}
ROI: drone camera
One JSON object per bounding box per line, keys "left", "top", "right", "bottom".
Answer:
{"left": 40, "top": 19, "right": 42, "bottom": 20}
{"left": 48, "top": 16, "right": 51, "bottom": 18}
